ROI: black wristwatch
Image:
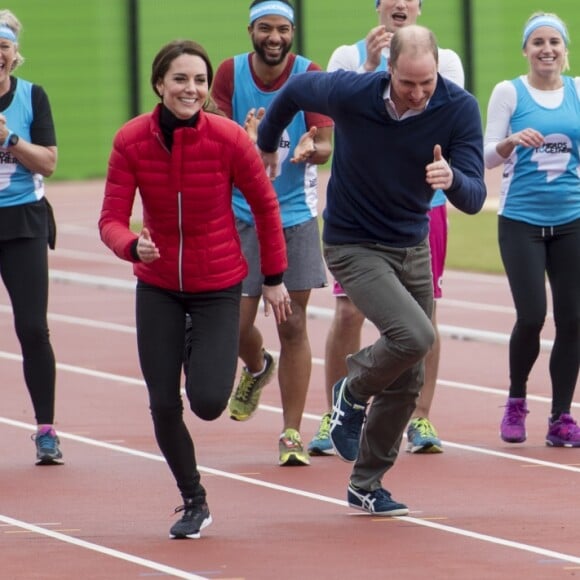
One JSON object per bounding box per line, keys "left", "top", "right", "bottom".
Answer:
{"left": 8, "top": 133, "right": 19, "bottom": 147}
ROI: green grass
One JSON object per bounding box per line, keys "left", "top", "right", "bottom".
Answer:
{"left": 315, "top": 209, "right": 503, "bottom": 275}
{"left": 447, "top": 210, "right": 503, "bottom": 274}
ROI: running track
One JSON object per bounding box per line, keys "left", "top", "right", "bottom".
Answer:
{"left": 1, "top": 175, "right": 579, "bottom": 579}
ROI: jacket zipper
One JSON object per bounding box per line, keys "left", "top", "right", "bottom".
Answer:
{"left": 177, "top": 191, "right": 184, "bottom": 291}
{"left": 155, "top": 131, "right": 184, "bottom": 291}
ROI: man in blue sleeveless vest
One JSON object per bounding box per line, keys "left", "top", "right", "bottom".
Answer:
{"left": 211, "top": 0, "right": 333, "bottom": 466}
{"left": 257, "top": 25, "right": 486, "bottom": 515}
{"left": 308, "top": 0, "right": 464, "bottom": 458}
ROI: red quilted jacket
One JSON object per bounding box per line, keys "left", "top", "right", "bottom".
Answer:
{"left": 99, "top": 105, "right": 287, "bottom": 292}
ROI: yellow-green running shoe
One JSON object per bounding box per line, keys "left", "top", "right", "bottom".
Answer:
{"left": 406, "top": 417, "right": 443, "bottom": 454}
{"left": 228, "top": 350, "right": 275, "bottom": 421}
{"left": 279, "top": 428, "right": 310, "bottom": 466}
{"left": 307, "top": 412, "right": 335, "bottom": 456}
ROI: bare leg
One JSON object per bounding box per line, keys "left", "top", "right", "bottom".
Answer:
{"left": 413, "top": 302, "right": 440, "bottom": 419}
{"left": 278, "top": 290, "right": 312, "bottom": 432}
{"left": 238, "top": 296, "right": 264, "bottom": 372}
{"left": 406, "top": 302, "right": 443, "bottom": 453}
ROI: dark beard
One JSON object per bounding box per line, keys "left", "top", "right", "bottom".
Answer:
{"left": 252, "top": 39, "right": 292, "bottom": 66}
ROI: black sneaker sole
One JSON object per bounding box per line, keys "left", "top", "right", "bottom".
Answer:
{"left": 36, "top": 456, "right": 64, "bottom": 466}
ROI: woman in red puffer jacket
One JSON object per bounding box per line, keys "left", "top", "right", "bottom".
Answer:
{"left": 99, "top": 39, "right": 290, "bottom": 540}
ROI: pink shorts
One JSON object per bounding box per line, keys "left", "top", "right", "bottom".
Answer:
{"left": 333, "top": 204, "right": 448, "bottom": 299}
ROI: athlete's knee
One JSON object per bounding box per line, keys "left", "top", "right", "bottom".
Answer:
{"left": 189, "top": 391, "right": 228, "bottom": 421}
{"left": 334, "top": 298, "right": 365, "bottom": 331}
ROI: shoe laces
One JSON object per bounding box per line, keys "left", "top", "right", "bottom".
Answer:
{"left": 372, "top": 488, "right": 393, "bottom": 502}
{"left": 173, "top": 501, "right": 201, "bottom": 521}
{"left": 503, "top": 401, "right": 528, "bottom": 425}
{"left": 280, "top": 429, "right": 303, "bottom": 450}
{"left": 411, "top": 418, "right": 437, "bottom": 438}
{"left": 318, "top": 413, "right": 332, "bottom": 439}
{"left": 551, "top": 414, "right": 580, "bottom": 437}
{"left": 342, "top": 396, "right": 366, "bottom": 435}
{"left": 233, "top": 371, "right": 256, "bottom": 403}
{"left": 33, "top": 431, "right": 58, "bottom": 451}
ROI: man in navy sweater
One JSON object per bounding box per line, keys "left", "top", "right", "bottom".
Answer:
{"left": 257, "top": 25, "right": 486, "bottom": 516}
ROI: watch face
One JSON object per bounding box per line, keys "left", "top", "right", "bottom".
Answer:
{"left": 9, "top": 133, "right": 19, "bottom": 146}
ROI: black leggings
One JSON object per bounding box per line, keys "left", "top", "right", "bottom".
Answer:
{"left": 499, "top": 216, "right": 580, "bottom": 417}
{"left": 136, "top": 281, "right": 241, "bottom": 501}
{"left": 0, "top": 237, "right": 56, "bottom": 424}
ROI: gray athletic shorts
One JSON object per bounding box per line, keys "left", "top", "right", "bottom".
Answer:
{"left": 236, "top": 217, "right": 328, "bottom": 296}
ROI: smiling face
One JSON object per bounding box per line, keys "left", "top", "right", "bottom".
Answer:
{"left": 0, "top": 36, "right": 17, "bottom": 92}
{"left": 155, "top": 54, "right": 208, "bottom": 120}
{"left": 524, "top": 26, "right": 567, "bottom": 76}
{"left": 389, "top": 50, "right": 437, "bottom": 114}
{"left": 249, "top": 14, "right": 294, "bottom": 66}
{"left": 377, "top": 0, "right": 422, "bottom": 32}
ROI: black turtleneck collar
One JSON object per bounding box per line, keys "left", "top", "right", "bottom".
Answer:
{"left": 159, "top": 105, "right": 200, "bottom": 150}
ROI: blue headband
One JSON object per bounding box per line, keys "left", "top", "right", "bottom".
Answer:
{"left": 375, "top": 0, "right": 422, "bottom": 6}
{"left": 522, "top": 16, "right": 569, "bottom": 48}
{"left": 250, "top": 1, "right": 294, "bottom": 25}
{"left": 0, "top": 26, "right": 17, "bottom": 43}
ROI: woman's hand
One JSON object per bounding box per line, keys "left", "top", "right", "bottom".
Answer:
{"left": 511, "top": 128, "right": 544, "bottom": 149}
{"left": 136, "top": 227, "right": 160, "bottom": 263}
{"left": 262, "top": 283, "right": 292, "bottom": 324}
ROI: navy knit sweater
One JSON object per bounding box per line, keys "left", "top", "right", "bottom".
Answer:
{"left": 257, "top": 70, "right": 486, "bottom": 247}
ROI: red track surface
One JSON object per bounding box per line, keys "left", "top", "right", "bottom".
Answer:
{"left": 1, "top": 174, "right": 579, "bottom": 579}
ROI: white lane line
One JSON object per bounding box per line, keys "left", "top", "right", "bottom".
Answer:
{"left": 2, "top": 416, "right": 579, "bottom": 566}
{"left": 50, "top": 267, "right": 515, "bottom": 315}
{"left": 0, "top": 350, "right": 144, "bottom": 386}
{"left": 51, "top": 248, "right": 121, "bottom": 264}
{"left": 0, "top": 514, "right": 207, "bottom": 580}
{"left": 0, "top": 305, "right": 136, "bottom": 334}
{"left": 0, "top": 350, "right": 580, "bottom": 442}
{"left": 0, "top": 297, "right": 556, "bottom": 354}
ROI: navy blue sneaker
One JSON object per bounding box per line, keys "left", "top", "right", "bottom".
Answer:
{"left": 347, "top": 483, "right": 409, "bottom": 516}
{"left": 329, "top": 378, "right": 367, "bottom": 462}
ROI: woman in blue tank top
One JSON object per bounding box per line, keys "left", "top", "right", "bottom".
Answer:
{"left": 0, "top": 10, "right": 61, "bottom": 464}
{"left": 484, "top": 12, "right": 580, "bottom": 448}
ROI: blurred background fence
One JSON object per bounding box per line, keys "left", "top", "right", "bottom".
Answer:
{"left": 9, "top": 0, "right": 579, "bottom": 180}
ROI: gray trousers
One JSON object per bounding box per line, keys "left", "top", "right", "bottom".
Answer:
{"left": 324, "top": 240, "right": 435, "bottom": 490}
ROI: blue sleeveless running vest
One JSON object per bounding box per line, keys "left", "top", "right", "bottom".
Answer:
{"left": 231, "top": 54, "right": 317, "bottom": 227}
{"left": 499, "top": 76, "right": 580, "bottom": 226}
{"left": 0, "top": 79, "right": 45, "bottom": 207}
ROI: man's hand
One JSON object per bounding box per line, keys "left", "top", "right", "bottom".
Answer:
{"left": 425, "top": 145, "right": 453, "bottom": 190}
{"left": 259, "top": 149, "right": 279, "bottom": 181}
{"left": 364, "top": 25, "right": 393, "bottom": 71}
{"left": 291, "top": 126, "right": 318, "bottom": 163}
{"left": 244, "top": 107, "right": 266, "bottom": 144}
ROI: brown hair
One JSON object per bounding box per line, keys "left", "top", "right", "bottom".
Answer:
{"left": 150, "top": 39, "right": 222, "bottom": 115}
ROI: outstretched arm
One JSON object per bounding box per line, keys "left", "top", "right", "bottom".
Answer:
{"left": 257, "top": 71, "right": 334, "bottom": 153}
